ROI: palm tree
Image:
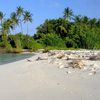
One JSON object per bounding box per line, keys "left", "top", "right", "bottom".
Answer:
{"left": 1, "top": 19, "right": 13, "bottom": 48}
{"left": 0, "top": 11, "right": 5, "bottom": 34}
{"left": 96, "top": 19, "right": 100, "bottom": 27}
{"left": 58, "top": 25, "right": 67, "bottom": 38}
{"left": 63, "top": 7, "right": 73, "bottom": 21}
{"left": 16, "top": 6, "right": 24, "bottom": 33}
{"left": 23, "top": 11, "right": 32, "bottom": 34}
{"left": 89, "top": 18, "right": 97, "bottom": 28}
{"left": 74, "top": 15, "right": 82, "bottom": 24}
{"left": 10, "top": 12, "right": 19, "bottom": 34}
{"left": 0, "top": 11, "right": 5, "bottom": 25}
{"left": 2, "top": 19, "right": 11, "bottom": 34}
{"left": 82, "top": 16, "right": 89, "bottom": 24}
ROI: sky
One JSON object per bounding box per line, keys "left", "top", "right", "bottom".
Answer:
{"left": 0, "top": 0, "right": 100, "bottom": 35}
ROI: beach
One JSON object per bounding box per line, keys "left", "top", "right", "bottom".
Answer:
{"left": 0, "top": 50, "right": 100, "bottom": 100}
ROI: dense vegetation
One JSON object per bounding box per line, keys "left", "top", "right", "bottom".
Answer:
{"left": 0, "top": 6, "right": 100, "bottom": 53}
{"left": 34, "top": 7, "right": 100, "bottom": 49}
{"left": 0, "top": 6, "right": 42, "bottom": 53}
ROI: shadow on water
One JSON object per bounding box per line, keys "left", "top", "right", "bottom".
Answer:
{"left": 0, "top": 53, "right": 34, "bottom": 65}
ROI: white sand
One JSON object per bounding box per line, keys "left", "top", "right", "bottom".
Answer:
{"left": 0, "top": 52, "right": 100, "bottom": 100}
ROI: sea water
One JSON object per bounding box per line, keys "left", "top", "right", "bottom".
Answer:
{"left": 0, "top": 53, "right": 33, "bottom": 65}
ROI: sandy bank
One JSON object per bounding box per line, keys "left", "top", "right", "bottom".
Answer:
{"left": 0, "top": 50, "right": 100, "bottom": 100}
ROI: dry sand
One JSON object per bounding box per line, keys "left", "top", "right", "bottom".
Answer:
{"left": 0, "top": 50, "right": 100, "bottom": 100}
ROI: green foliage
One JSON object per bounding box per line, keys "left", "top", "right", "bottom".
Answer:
{"left": 27, "top": 37, "right": 42, "bottom": 51}
{"left": 13, "top": 35, "right": 22, "bottom": 49}
{"left": 42, "top": 48, "right": 50, "bottom": 53}
{"left": 8, "top": 34, "right": 22, "bottom": 53}
{"left": 39, "top": 34, "right": 66, "bottom": 48}
{"left": 18, "top": 34, "right": 42, "bottom": 51}
{"left": 2, "top": 34, "right": 9, "bottom": 47}
{"left": 44, "top": 46, "right": 68, "bottom": 50}
{"left": 8, "top": 33, "right": 42, "bottom": 52}
{"left": 1, "top": 6, "right": 100, "bottom": 53}
{"left": 1, "top": 34, "right": 13, "bottom": 52}
{"left": 63, "top": 7, "right": 73, "bottom": 21}
{"left": 65, "top": 37, "right": 77, "bottom": 48}
{"left": 5, "top": 43, "right": 13, "bottom": 53}
{"left": 35, "top": 10, "right": 100, "bottom": 50}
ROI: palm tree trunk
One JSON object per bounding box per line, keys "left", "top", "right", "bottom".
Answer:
{"left": 0, "top": 20, "right": 2, "bottom": 26}
{"left": 0, "top": 20, "right": 2, "bottom": 30}
{"left": 27, "top": 23, "right": 28, "bottom": 34}
{"left": 20, "top": 21, "right": 23, "bottom": 33}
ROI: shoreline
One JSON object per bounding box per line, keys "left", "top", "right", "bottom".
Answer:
{"left": 0, "top": 50, "right": 100, "bottom": 100}
{"left": 0, "top": 52, "right": 35, "bottom": 65}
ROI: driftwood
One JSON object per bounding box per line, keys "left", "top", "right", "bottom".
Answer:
{"left": 56, "top": 53, "right": 65, "bottom": 59}
{"left": 89, "top": 55, "right": 100, "bottom": 61}
{"left": 69, "top": 59, "right": 85, "bottom": 69}
{"left": 48, "top": 52, "right": 56, "bottom": 56}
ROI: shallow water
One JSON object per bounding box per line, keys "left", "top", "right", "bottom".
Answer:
{"left": 0, "top": 53, "right": 33, "bottom": 65}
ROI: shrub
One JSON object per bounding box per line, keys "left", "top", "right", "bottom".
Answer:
{"left": 0, "top": 42, "right": 4, "bottom": 47}
{"left": 65, "top": 37, "right": 77, "bottom": 48}
{"left": 1, "top": 33, "right": 13, "bottom": 52}
{"left": 20, "top": 35, "right": 42, "bottom": 51}
{"left": 41, "top": 33, "right": 66, "bottom": 48}
{"left": 27, "top": 38, "right": 42, "bottom": 51}
{"left": 1, "top": 33, "right": 8, "bottom": 47}
{"left": 12, "top": 35, "right": 22, "bottom": 49}
{"left": 42, "top": 48, "right": 50, "bottom": 53}
{"left": 5, "top": 43, "right": 13, "bottom": 53}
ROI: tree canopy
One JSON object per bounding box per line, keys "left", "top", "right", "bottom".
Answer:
{"left": 35, "top": 7, "right": 100, "bottom": 49}
{"left": 0, "top": 6, "right": 100, "bottom": 53}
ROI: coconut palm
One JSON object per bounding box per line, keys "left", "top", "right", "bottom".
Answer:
{"left": 16, "top": 6, "right": 24, "bottom": 33}
{"left": 10, "top": 12, "right": 19, "bottom": 34}
{"left": 0, "top": 11, "right": 5, "bottom": 25}
{"left": 2, "top": 19, "right": 11, "bottom": 34}
{"left": 96, "top": 19, "right": 100, "bottom": 27}
{"left": 23, "top": 11, "right": 32, "bottom": 34}
{"left": 89, "top": 18, "right": 97, "bottom": 28}
{"left": 0, "top": 11, "right": 5, "bottom": 34}
{"left": 82, "top": 16, "right": 89, "bottom": 25}
{"left": 63, "top": 7, "right": 73, "bottom": 21}
{"left": 74, "top": 15, "right": 82, "bottom": 23}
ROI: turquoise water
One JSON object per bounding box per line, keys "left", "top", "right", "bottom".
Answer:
{"left": 0, "top": 53, "right": 33, "bottom": 65}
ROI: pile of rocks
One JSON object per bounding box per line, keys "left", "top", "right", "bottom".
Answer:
{"left": 69, "top": 59, "right": 85, "bottom": 69}
{"left": 36, "top": 50, "right": 100, "bottom": 75}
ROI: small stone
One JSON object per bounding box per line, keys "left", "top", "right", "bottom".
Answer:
{"left": 91, "top": 68, "right": 96, "bottom": 75}
{"left": 83, "top": 67, "right": 87, "bottom": 70}
{"left": 91, "top": 67, "right": 96, "bottom": 71}
{"left": 57, "top": 53, "right": 65, "bottom": 59}
{"left": 27, "top": 59, "right": 32, "bottom": 62}
{"left": 89, "top": 72, "right": 93, "bottom": 75}
{"left": 36, "top": 57, "right": 48, "bottom": 61}
{"left": 59, "top": 65, "right": 64, "bottom": 69}
{"left": 48, "top": 52, "right": 56, "bottom": 56}
{"left": 88, "top": 71, "right": 96, "bottom": 75}
{"left": 66, "top": 71, "right": 71, "bottom": 74}
{"left": 58, "top": 62, "right": 63, "bottom": 65}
